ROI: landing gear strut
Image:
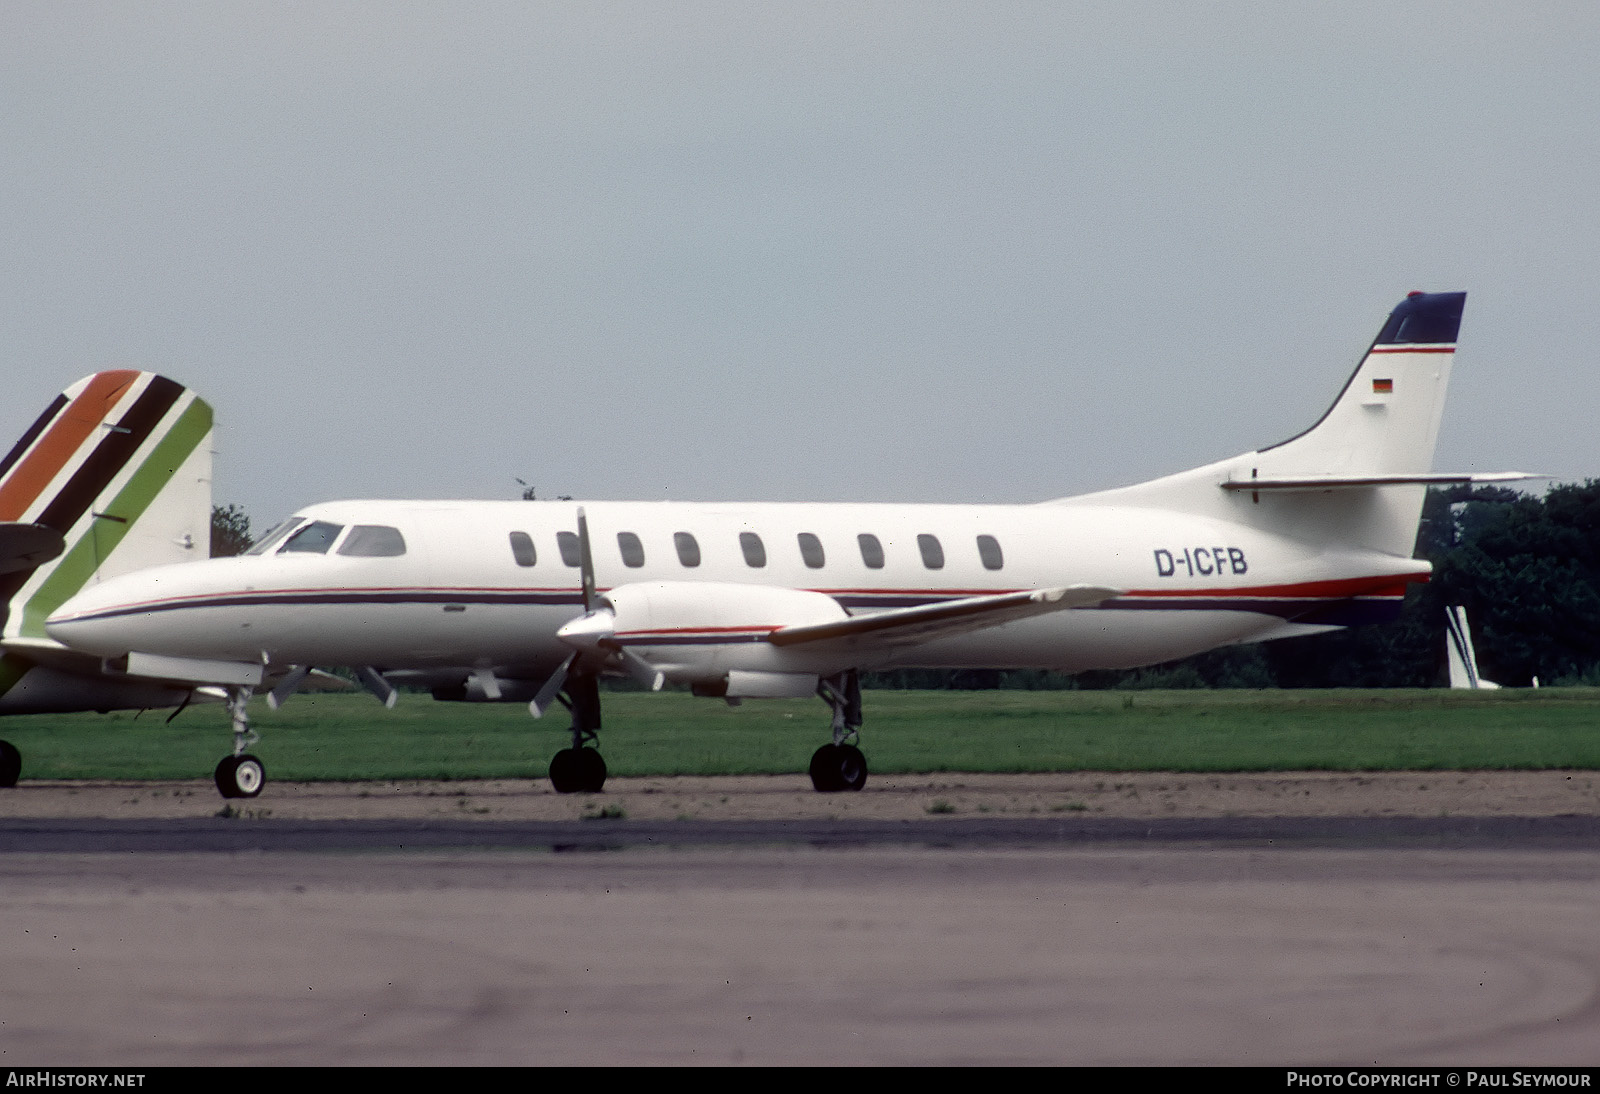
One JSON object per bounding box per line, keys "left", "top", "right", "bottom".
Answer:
{"left": 547, "top": 671, "right": 607, "bottom": 793}
{"left": 810, "top": 670, "right": 867, "bottom": 792}
{"left": 214, "top": 686, "right": 266, "bottom": 799}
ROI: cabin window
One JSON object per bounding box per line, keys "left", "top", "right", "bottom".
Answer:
{"left": 740, "top": 531, "right": 766, "bottom": 568}
{"left": 976, "top": 534, "right": 1003, "bottom": 571}
{"left": 617, "top": 531, "right": 645, "bottom": 568}
{"left": 279, "top": 521, "right": 343, "bottom": 555}
{"left": 508, "top": 531, "right": 537, "bottom": 567}
{"left": 674, "top": 531, "right": 701, "bottom": 567}
{"left": 338, "top": 525, "right": 407, "bottom": 558}
{"left": 556, "top": 531, "right": 581, "bottom": 567}
{"left": 246, "top": 517, "right": 304, "bottom": 555}
{"left": 797, "top": 532, "right": 825, "bottom": 569}
{"left": 917, "top": 533, "right": 945, "bottom": 570}
{"left": 857, "top": 533, "right": 885, "bottom": 569}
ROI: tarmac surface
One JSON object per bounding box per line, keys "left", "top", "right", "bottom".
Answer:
{"left": 4, "top": 773, "right": 1600, "bottom": 1066}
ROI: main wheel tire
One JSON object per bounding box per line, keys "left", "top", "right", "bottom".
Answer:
{"left": 214, "top": 754, "right": 266, "bottom": 799}
{"left": 0, "top": 740, "right": 21, "bottom": 788}
{"left": 835, "top": 744, "right": 868, "bottom": 792}
{"left": 548, "top": 748, "right": 582, "bottom": 793}
{"left": 809, "top": 744, "right": 843, "bottom": 792}
{"left": 575, "top": 748, "right": 608, "bottom": 793}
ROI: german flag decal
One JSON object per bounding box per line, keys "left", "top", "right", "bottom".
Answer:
{"left": 1372, "top": 378, "right": 1393, "bottom": 393}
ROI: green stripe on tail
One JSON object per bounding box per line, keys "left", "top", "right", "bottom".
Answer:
{"left": 19, "top": 398, "right": 213, "bottom": 638}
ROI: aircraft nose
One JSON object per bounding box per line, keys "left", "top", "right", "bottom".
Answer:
{"left": 46, "top": 571, "right": 166, "bottom": 655}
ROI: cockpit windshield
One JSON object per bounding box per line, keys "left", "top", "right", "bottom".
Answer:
{"left": 337, "top": 525, "right": 407, "bottom": 557}
{"left": 245, "top": 517, "right": 305, "bottom": 556}
{"left": 278, "top": 521, "right": 344, "bottom": 554}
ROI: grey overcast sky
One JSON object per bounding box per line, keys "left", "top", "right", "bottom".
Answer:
{"left": 2, "top": 2, "right": 1596, "bottom": 526}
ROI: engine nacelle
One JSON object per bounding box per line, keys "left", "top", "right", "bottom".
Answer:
{"left": 600, "top": 581, "right": 849, "bottom": 685}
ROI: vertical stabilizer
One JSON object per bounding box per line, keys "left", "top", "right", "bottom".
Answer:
{"left": 1255, "top": 291, "right": 1464, "bottom": 478}
{"left": 1064, "top": 292, "right": 1471, "bottom": 558}
{"left": 0, "top": 371, "right": 213, "bottom": 642}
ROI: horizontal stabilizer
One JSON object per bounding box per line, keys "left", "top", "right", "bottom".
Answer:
{"left": 0, "top": 522, "right": 65, "bottom": 576}
{"left": 768, "top": 584, "right": 1120, "bottom": 648}
{"left": 1221, "top": 471, "right": 1542, "bottom": 493}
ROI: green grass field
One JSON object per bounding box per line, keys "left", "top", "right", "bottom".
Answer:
{"left": 3, "top": 687, "right": 1600, "bottom": 781}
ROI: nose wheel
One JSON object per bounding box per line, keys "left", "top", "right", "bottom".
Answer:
{"left": 215, "top": 753, "right": 266, "bottom": 798}
{"left": 213, "top": 686, "right": 267, "bottom": 799}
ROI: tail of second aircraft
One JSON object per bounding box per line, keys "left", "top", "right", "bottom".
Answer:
{"left": 0, "top": 370, "right": 213, "bottom": 646}
{"left": 1066, "top": 292, "right": 1532, "bottom": 557}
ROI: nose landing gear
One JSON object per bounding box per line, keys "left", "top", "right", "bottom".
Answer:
{"left": 214, "top": 686, "right": 265, "bottom": 799}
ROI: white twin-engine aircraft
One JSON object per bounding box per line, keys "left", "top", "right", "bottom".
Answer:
{"left": 47, "top": 292, "right": 1534, "bottom": 799}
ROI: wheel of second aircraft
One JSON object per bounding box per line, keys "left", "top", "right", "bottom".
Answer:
{"left": 215, "top": 754, "right": 266, "bottom": 799}
{"left": 0, "top": 739, "right": 21, "bottom": 788}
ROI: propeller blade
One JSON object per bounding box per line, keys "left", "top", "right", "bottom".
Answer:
{"left": 266, "top": 665, "right": 312, "bottom": 710}
{"left": 470, "top": 665, "right": 503, "bottom": 701}
{"left": 617, "top": 647, "right": 665, "bottom": 692}
{"left": 576, "top": 506, "right": 597, "bottom": 613}
{"left": 355, "top": 666, "right": 398, "bottom": 709}
{"left": 528, "top": 654, "right": 575, "bottom": 718}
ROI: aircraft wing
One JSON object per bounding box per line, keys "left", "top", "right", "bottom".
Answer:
{"left": 767, "top": 584, "right": 1121, "bottom": 650}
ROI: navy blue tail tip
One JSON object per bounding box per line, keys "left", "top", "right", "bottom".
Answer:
{"left": 1376, "top": 291, "right": 1466, "bottom": 346}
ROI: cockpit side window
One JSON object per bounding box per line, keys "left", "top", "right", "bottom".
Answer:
{"left": 279, "top": 521, "right": 344, "bottom": 554}
{"left": 245, "top": 517, "right": 305, "bottom": 556}
{"left": 337, "top": 525, "right": 407, "bottom": 557}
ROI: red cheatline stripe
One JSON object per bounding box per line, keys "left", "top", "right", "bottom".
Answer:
{"left": 1124, "top": 575, "right": 1423, "bottom": 600}
{"left": 0, "top": 370, "right": 140, "bottom": 521}
{"left": 1369, "top": 346, "right": 1455, "bottom": 354}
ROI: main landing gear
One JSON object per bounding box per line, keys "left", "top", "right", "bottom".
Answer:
{"left": 810, "top": 670, "right": 867, "bottom": 793}
{"left": 546, "top": 671, "right": 607, "bottom": 793}
{"left": 214, "top": 686, "right": 266, "bottom": 799}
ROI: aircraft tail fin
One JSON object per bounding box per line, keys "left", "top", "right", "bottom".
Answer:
{"left": 1445, "top": 605, "right": 1500, "bottom": 689}
{"left": 0, "top": 371, "right": 213, "bottom": 643}
{"left": 1252, "top": 291, "right": 1465, "bottom": 480}
{"left": 1064, "top": 292, "right": 1532, "bottom": 557}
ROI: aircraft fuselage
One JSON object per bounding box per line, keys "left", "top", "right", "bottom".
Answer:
{"left": 47, "top": 496, "right": 1429, "bottom": 682}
